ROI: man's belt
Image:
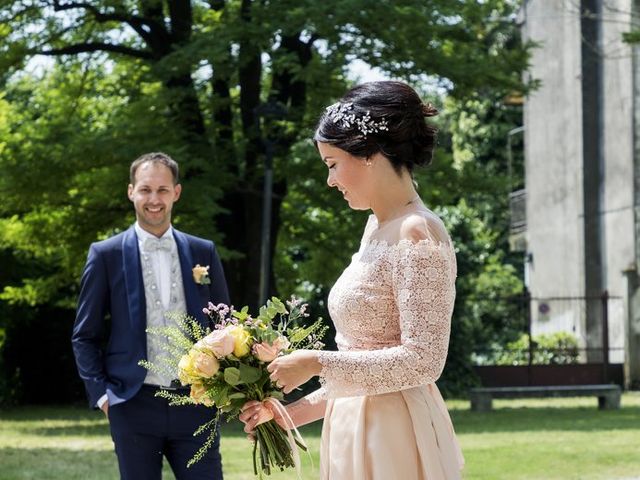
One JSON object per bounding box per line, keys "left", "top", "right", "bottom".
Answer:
{"left": 142, "top": 380, "right": 189, "bottom": 392}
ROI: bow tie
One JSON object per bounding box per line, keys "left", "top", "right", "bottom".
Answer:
{"left": 143, "top": 237, "right": 174, "bottom": 252}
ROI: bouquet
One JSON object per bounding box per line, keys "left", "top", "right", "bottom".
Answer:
{"left": 140, "top": 296, "right": 326, "bottom": 478}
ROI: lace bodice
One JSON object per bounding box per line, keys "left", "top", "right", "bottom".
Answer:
{"left": 315, "top": 213, "right": 457, "bottom": 399}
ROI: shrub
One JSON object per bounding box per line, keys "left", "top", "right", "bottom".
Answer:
{"left": 473, "top": 332, "right": 580, "bottom": 366}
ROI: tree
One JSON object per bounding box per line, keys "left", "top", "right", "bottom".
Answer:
{"left": 0, "top": 1, "right": 533, "bottom": 401}
{"left": 0, "top": 0, "right": 532, "bottom": 309}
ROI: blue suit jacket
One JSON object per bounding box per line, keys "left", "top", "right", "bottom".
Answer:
{"left": 72, "top": 226, "right": 230, "bottom": 408}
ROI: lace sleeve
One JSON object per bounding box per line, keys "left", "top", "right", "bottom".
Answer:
{"left": 317, "top": 240, "right": 456, "bottom": 398}
{"left": 303, "top": 386, "right": 328, "bottom": 404}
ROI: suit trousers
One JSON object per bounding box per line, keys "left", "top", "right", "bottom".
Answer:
{"left": 108, "top": 385, "right": 223, "bottom": 480}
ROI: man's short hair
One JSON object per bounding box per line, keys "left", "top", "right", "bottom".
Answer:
{"left": 130, "top": 152, "right": 180, "bottom": 185}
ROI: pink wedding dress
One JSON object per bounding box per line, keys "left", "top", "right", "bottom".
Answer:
{"left": 313, "top": 212, "right": 464, "bottom": 480}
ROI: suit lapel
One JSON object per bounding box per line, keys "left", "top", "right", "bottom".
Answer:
{"left": 173, "top": 229, "right": 204, "bottom": 324}
{"left": 122, "top": 226, "right": 146, "bottom": 334}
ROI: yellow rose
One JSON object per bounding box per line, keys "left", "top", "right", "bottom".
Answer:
{"left": 194, "top": 351, "right": 220, "bottom": 378}
{"left": 227, "top": 325, "right": 252, "bottom": 358}
{"left": 178, "top": 348, "right": 220, "bottom": 383}
{"left": 190, "top": 383, "right": 214, "bottom": 406}
{"left": 178, "top": 352, "right": 199, "bottom": 385}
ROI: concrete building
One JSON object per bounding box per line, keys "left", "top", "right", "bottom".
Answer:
{"left": 519, "top": 0, "right": 640, "bottom": 386}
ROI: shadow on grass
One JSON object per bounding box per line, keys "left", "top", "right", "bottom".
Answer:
{"left": 0, "top": 447, "right": 120, "bottom": 480}
{"left": 24, "top": 423, "right": 110, "bottom": 437}
{"left": 0, "top": 404, "right": 98, "bottom": 422}
{"left": 0, "top": 405, "right": 109, "bottom": 437}
{"left": 450, "top": 405, "right": 640, "bottom": 434}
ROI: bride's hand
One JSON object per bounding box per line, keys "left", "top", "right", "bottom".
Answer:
{"left": 239, "top": 400, "right": 287, "bottom": 435}
{"left": 267, "top": 350, "right": 321, "bottom": 394}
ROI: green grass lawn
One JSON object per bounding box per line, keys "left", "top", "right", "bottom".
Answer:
{"left": 0, "top": 394, "right": 639, "bottom": 480}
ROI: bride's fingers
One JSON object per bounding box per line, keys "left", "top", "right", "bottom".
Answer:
{"left": 240, "top": 412, "right": 258, "bottom": 428}
{"left": 239, "top": 402, "right": 261, "bottom": 418}
{"left": 241, "top": 400, "right": 261, "bottom": 412}
{"left": 266, "top": 359, "right": 280, "bottom": 373}
{"left": 239, "top": 408, "right": 260, "bottom": 423}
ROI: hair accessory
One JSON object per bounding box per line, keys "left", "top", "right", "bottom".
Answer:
{"left": 325, "top": 102, "right": 389, "bottom": 137}
{"left": 421, "top": 103, "right": 438, "bottom": 117}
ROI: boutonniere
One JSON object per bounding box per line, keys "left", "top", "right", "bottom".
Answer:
{"left": 192, "top": 264, "right": 211, "bottom": 285}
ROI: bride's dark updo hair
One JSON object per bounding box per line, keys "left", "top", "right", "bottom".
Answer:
{"left": 314, "top": 81, "right": 438, "bottom": 174}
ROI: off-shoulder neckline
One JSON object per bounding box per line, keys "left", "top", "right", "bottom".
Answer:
{"left": 363, "top": 236, "right": 454, "bottom": 251}
{"left": 364, "top": 210, "right": 452, "bottom": 250}
{"left": 368, "top": 208, "right": 435, "bottom": 228}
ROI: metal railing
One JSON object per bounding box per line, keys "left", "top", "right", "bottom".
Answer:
{"left": 470, "top": 290, "right": 625, "bottom": 385}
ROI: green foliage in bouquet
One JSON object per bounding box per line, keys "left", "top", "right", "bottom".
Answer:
{"left": 140, "top": 296, "right": 326, "bottom": 477}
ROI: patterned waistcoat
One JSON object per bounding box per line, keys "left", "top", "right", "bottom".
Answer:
{"left": 140, "top": 247, "right": 187, "bottom": 386}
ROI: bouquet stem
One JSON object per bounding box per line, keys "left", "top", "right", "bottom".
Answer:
{"left": 253, "top": 420, "right": 306, "bottom": 477}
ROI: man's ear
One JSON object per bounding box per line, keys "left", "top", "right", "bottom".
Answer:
{"left": 174, "top": 183, "right": 182, "bottom": 201}
{"left": 127, "top": 184, "right": 134, "bottom": 201}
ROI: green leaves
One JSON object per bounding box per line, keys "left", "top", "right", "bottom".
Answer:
{"left": 623, "top": 30, "right": 640, "bottom": 44}
{"left": 223, "top": 363, "right": 263, "bottom": 386}
{"left": 482, "top": 332, "right": 580, "bottom": 366}
{"left": 223, "top": 367, "right": 241, "bottom": 386}
{"left": 256, "top": 297, "right": 288, "bottom": 325}
{"left": 232, "top": 306, "right": 250, "bottom": 322}
{"left": 239, "top": 363, "right": 262, "bottom": 384}
{"left": 288, "top": 323, "right": 317, "bottom": 344}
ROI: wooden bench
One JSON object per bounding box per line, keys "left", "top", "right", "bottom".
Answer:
{"left": 469, "top": 384, "right": 621, "bottom": 412}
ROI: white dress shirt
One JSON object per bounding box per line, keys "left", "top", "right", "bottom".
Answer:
{"left": 97, "top": 223, "right": 176, "bottom": 409}
{"left": 134, "top": 223, "right": 176, "bottom": 309}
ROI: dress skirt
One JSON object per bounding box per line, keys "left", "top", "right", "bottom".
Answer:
{"left": 320, "top": 384, "right": 463, "bottom": 480}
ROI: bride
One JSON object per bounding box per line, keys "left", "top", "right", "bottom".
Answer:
{"left": 240, "top": 80, "right": 464, "bottom": 480}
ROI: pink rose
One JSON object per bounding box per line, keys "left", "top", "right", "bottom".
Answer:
{"left": 252, "top": 336, "right": 290, "bottom": 363}
{"left": 252, "top": 342, "right": 279, "bottom": 362}
{"left": 194, "top": 352, "right": 219, "bottom": 378}
{"left": 197, "top": 329, "right": 235, "bottom": 358}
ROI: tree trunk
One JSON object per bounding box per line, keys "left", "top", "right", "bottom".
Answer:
{"left": 163, "top": 0, "right": 211, "bottom": 166}
{"left": 163, "top": 72, "right": 211, "bottom": 166}
{"left": 218, "top": 0, "right": 265, "bottom": 309}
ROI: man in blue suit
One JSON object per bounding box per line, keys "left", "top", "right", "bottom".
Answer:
{"left": 72, "top": 152, "right": 227, "bottom": 480}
